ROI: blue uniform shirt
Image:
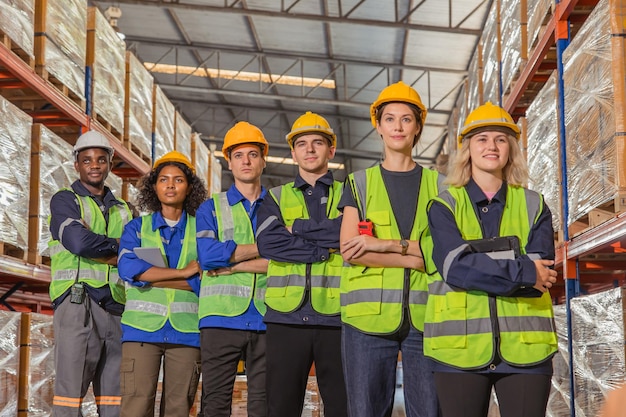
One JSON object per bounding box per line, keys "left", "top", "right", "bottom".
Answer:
{"left": 256, "top": 171, "right": 343, "bottom": 327}
{"left": 196, "top": 184, "right": 267, "bottom": 331}
{"left": 118, "top": 211, "right": 200, "bottom": 347}
{"left": 427, "top": 179, "right": 555, "bottom": 374}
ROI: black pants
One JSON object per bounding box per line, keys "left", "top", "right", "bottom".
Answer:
{"left": 265, "top": 323, "right": 348, "bottom": 417}
{"left": 434, "top": 372, "right": 552, "bottom": 417}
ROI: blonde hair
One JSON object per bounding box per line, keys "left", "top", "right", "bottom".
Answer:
{"left": 445, "top": 134, "right": 528, "bottom": 187}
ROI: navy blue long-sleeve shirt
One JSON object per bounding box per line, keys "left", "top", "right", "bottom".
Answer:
{"left": 427, "top": 178, "right": 555, "bottom": 374}
{"left": 256, "top": 171, "right": 343, "bottom": 326}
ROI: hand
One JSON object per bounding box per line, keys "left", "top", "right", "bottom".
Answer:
{"left": 212, "top": 266, "right": 234, "bottom": 276}
{"left": 182, "top": 260, "right": 200, "bottom": 278}
{"left": 533, "top": 259, "right": 558, "bottom": 293}
{"left": 341, "top": 235, "right": 386, "bottom": 260}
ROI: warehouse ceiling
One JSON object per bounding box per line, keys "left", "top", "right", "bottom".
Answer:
{"left": 91, "top": 0, "right": 490, "bottom": 188}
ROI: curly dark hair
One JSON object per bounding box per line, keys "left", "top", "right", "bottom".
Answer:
{"left": 136, "top": 161, "right": 208, "bottom": 216}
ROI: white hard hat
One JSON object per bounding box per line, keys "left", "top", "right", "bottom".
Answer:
{"left": 73, "top": 131, "right": 114, "bottom": 160}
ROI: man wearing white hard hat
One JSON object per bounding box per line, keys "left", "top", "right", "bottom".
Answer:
{"left": 48, "top": 130, "right": 132, "bottom": 417}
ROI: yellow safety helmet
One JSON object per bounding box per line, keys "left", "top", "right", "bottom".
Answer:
{"left": 153, "top": 150, "right": 195, "bottom": 174}
{"left": 285, "top": 111, "right": 337, "bottom": 149}
{"left": 222, "top": 121, "right": 269, "bottom": 161}
{"left": 458, "top": 102, "right": 520, "bottom": 146}
{"left": 370, "top": 81, "right": 427, "bottom": 128}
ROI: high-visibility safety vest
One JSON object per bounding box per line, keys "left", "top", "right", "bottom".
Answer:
{"left": 423, "top": 185, "right": 558, "bottom": 369}
{"left": 121, "top": 214, "right": 200, "bottom": 334}
{"left": 49, "top": 189, "right": 131, "bottom": 304}
{"left": 341, "top": 166, "right": 444, "bottom": 334}
{"left": 199, "top": 192, "right": 267, "bottom": 318}
{"left": 264, "top": 181, "right": 344, "bottom": 315}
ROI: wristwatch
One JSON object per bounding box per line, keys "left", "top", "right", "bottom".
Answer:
{"left": 400, "top": 239, "right": 409, "bottom": 256}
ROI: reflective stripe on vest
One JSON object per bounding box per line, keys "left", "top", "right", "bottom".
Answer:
{"left": 423, "top": 185, "right": 557, "bottom": 369}
{"left": 341, "top": 166, "right": 443, "bottom": 333}
{"left": 265, "top": 182, "right": 343, "bottom": 315}
{"left": 121, "top": 214, "right": 199, "bottom": 333}
{"left": 198, "top": 192, "right": 267, "bottom": 318}
{"left": 49, "top": 189, "right": 131, "bottom": 304}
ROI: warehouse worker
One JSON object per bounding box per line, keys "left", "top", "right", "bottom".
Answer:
{"left": 49, "top": 130, "right": 132, "bottom": 417}
{"left": 196, "top": 121, "right": 269, "bottom": 417}
{"left": 339, "top": 81, "right": 443, "bottom": 417}
{"left": 117, "top": 151, "right": 207, "bottom": 417}
{"left": 256, "top": 111, "right": 347, "bottom": 417}
{"left": 425, "top": 102, "right": 558, "bottom": 417}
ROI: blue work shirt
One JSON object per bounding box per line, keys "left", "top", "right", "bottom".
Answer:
{"left": 196, "top": 184, "right": 267, "bottom": 331}
{"left": 118, "top": 211, "right": 200, "bottom": 347}
{"left": 49, "top": 180, "right": 124, "bottom": 311}
{"left": 427, "top": 178, "right": 555, "bottom": 374}
{"left": 256, "top": 171, "right": 343, "bottom": 327}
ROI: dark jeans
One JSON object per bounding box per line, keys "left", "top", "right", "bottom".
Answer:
{"left": 341, "top": 323, "right": 439, "bottom": 417}
{"left": 200, "top": 328, "right": 266, "bottom": 417}
{"left": 265, "top": 323, "right": 348, "bottom": 417}
{"left": 434, "top": 372, "right": 552, "bottom": 417}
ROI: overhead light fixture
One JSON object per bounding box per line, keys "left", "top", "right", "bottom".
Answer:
{"left": 144, "top": 62, "right": 336, "bottom": 89}
{"left": 213, "top": 150, "right": 344, "bottom": 170}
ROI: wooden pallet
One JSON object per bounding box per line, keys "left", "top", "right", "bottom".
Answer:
{"left": 0, "top": 241, "right": 26, "bottom": 261}
{"left": 0, "top": 29, "right": 34, "bottom": 69}
{"left": 569, "top": 192, "right": 626, "bottom": 238}
{"left": 128, "top": 141, "right": 152, "bottom": 166}
{"left": 35, "top": 66, "right": 86, "bottom": 110}
{"left": 93, "top": 111, "right": 123, "bottom": 142}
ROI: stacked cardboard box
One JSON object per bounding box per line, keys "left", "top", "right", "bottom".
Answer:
{"left": 124, "top": 52, "right": 154, "bottom": 163}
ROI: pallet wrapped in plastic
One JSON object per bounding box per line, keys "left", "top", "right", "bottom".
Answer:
{"left": 0, "top": 0, "right": 34, "bottom": 58}
{"left": 87, "top": 7, "right": 125, "bottom": 136}
{"left": 124, "top": 52, "right": 153, "bottom": 162}
{"left": 152, "top": 85, "right": 175, "bottom": 161}
{"left": 0, "top": 311, "right": 21, "bottom": 417}
{"left": 0, "top": 95, "right": 32, "bottom": 252}
{"left": 500, "top": 0, "right": 523, "bottom": 98}
{"left": 192, "top": 133, "right": 209, "bottom": 189}
{"left": 547, "top": 304, "right": 573, "bottom": 417}
{"left": 563, "top": 0, "right": 616, "bottom": 225}
{"left": 209, "top": 153, "right": 222, "bottom": 195}
{"left": 526, "top": 72, "right": 560, "bottom": 230}
{"left": 174, "top": 111, "right": 192, "bottom": 159}
{"left": 481, "top": 4, "right": 499, "bottom": 105}
{"left": 34, "top": 0, "right": 86, "bottom": 101}
{"left": 527, "top": 0, "right": 552, "bottom": 57}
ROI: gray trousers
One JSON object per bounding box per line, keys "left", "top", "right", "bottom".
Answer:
{"left": 52, "top": 296, "right": 122, "bottom": 417}
{"left": 120, "top": 342, "right": 201, "bottom": 417}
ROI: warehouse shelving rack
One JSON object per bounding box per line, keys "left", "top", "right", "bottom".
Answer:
{"left": 0, "top": 40, "right": 149, "bottom": 312}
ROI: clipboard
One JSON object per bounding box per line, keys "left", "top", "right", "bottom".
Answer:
{"left": 133, "top": 247, "right": 167, "bottom": 268}
{"left": 467, "top": 236, "right": 521, "bottom": 260}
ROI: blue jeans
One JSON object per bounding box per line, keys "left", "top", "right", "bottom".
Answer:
{"left": 342, "top": 322, "right": 439, "bottom": 417}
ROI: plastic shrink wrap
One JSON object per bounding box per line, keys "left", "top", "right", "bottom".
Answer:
{"left": 527, "top": 0, "right": 553, "bottom": 57}
{"left": 175, "top": 112, "right": 192, "bottom": 159}
{"left": 481, "top": 5, "right": 499, "bottom": 105}
{"left": 0, "top": 0, "right": 34, "bottom": 58}
{"left": 0, "top": 311, "right": 20, "bottom": 417}
{"left": 500, "top": 0, "right": 522, "bottom": 98}
{"left": 125, "top": 52, "right": 154, "bottom": 161}
{"left": 192, "top": 133, "right": 210, "bottom": 189}
{"left": 152, "top": 85, "right": 175, "bottom": 161}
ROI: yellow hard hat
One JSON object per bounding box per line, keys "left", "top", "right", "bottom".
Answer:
{"left": 370, "top": 81, "right": 427, "bottom": 128}
{"left": 458, "top": 102, "right": 520, "bottom": 145}
{"left": 285, "top": 111, "right": 337, "bottom": 149}
{"left": 222, "top": 121, "right": 269, "bottom": 161}
{"left": 153, "top": 150, "right": 195, "bottom": 174}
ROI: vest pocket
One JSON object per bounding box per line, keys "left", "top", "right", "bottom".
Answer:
{"left": 343, "top": 267, "right": 383, "bottom": 317}
{"left": 430, "top": 292, "right": 468, "bottom": 350}
{"left": 368, "top": 210, "right": 391, "bottom": 238}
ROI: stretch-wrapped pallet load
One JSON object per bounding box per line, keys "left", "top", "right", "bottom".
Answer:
{"left": 0, "top": 311, "right": 20, "bottom": 417}
{"left": 467, "top": 47, "right": 482, "bottom": 109}
{"left": 0, "top": 95, "right": 32, "bottom": 253}
{"left": 34, "top": 0, "right": 86, "bottom": 102}
{"left": 481, "top": 4, "right": 499, "bottom": 105}
{"left": 87, "top": 7, "right": 125, "bottom": 137}
{"left": 192, "top": 133, "right": 210, "bottom": 188}
{"left": 209, "top": 153, "right": 222, "bottom": 195}
{"left": 124, "top": 51, "right": 154, "bottom": 162}
{"left": 563, "top": 0, "right": 616, "bottom": 225}
{"left": 0, "top": 0, "right": 34, "bottom": 59}
{"left": 152, "top": 85, "right": 175, "bottom": 161}
{"left": 527, "top": 0, "right": 552, "bottom": 57}
{"left": 548, "top": 304, "right": 572, "bottom": 417}
{"left": 174, "top": 111, "right": 192, "bottom": 159}
{"left": 526, "top": 72, "right": 560, "bottom": 230}
{"left": 500, "top": 0, "right": 523, "bottom": 97}
{"left": 32, "top": 124, "right": 75, "bottom": 259}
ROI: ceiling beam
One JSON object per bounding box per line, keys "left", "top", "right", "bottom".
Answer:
{"left": 124, "top": 36, "right": 468, "bottom": 75}
{"left": 108, "top": 0, "right": 482, "bottom": 35}
{"left": 159, "top": 83, "right": 451, "bottom": 116}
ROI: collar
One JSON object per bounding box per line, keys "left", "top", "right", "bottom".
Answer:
{"left": 71, "top": 180, "right": 119, "bottom": 206}
{"left": 226, "top": 184, "right": 267, "bottom": 206}
{"left": 293, "top": 171, "right": 334, "bottom": 190}
{"left": 466, "top": 178, "right": 507, "bottom": 205}
{"left": 152, "top": 210, "right": 188, "bottom": 231}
